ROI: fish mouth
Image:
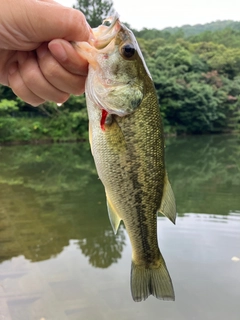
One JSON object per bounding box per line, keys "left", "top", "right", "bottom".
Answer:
{"left": 90, "top": 13, "right": 121, "bottom": 49}
{"left": 83, "top": 13, "right": 148, "bottom": 117}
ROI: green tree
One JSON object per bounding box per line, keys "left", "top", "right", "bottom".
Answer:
{"left": 73, "top": 0, "right": 114, "bottom": 27}
{"left": 144, "top": 42, "right": 240, "bottom": 134}
{"left": 0, "top": 84, "right": 16, "bottom": 101}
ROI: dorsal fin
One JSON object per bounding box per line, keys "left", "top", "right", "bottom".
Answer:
{"left": 158, "top": 172, "right": 176, "bottom": 224}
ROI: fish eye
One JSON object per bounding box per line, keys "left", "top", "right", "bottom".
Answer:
{"left": 102, "top": 19, "right": 111, "bottom": 27}
{"left": 121, "top": 44, "right": 136, "bottom": 59}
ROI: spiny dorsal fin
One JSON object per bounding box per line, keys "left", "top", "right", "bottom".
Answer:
{"left": 106, "top": 192, "right": 122, "bottom": 234}
{"left": 158, "top": 172, "right": 176, "bottom": 224}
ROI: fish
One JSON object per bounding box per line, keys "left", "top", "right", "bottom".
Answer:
{"left": 75, "top": 13, "right": 176, "bottom": 302}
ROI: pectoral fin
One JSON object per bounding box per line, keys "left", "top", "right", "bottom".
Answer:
{"left": 158, "top": 172, "right": 176, "bottom": 224}
{"left": 106, "top": 192, "right": 122, "bottom": 234}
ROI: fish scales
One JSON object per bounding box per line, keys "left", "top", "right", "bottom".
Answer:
{"left": 75, "top": 14, "right": 176, "bottom": 302}
{"left": 89, "top": 84, "right": 164, "bottom": 263}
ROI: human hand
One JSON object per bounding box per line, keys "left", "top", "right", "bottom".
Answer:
{"left": 0, "top": 0, "right": 91, "bottom": 106}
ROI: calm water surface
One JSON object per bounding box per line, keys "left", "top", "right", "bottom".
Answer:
{"left": 0, "top": 135, "right": 239, "bottom": 320}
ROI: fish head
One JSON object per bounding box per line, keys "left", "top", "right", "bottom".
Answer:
{"left": 76, "top": 14, "right": 152, "bottom": 117}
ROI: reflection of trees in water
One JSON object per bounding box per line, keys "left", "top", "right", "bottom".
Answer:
{"left": 0, "top": 184, "right": 126, "bottom": 266}
{"left": 0, "top": 142, "right": 96, "bottom": 193}
{"left": 165, "top": 135, "right": 240, "bottom": 214}
{"left": 78, "top": 228, "right": 126, "bottom": 268}
{"left": 166, "top": 135, "right": 240, "bottom": 182}
{"left": 0, "top": 136, "right": 239, "bottom": 265}
{"left": 0, "top": 143, "right": 126, "bottom": 266}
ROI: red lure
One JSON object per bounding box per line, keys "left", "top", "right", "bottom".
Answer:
{"left": 100, "top": 109, "right": 108, "bottom": 131}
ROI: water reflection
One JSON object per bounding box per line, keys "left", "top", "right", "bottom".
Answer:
{"left": 0, "top": 136, "right": 239, "bottom": 318}
{"left": 0, "top": 135, "right": 239, "bottom": 267}
{"left": 78, "top": 228, "right": 126, "bottom": 268}
{"left": 165, "top": 134, "right": 240, "bottom": 215}
{"left": 0, "top": 143, "right": 126, "bottom": 267}
{"left": 0, "top": 213, "right": 239, "bottom": 320}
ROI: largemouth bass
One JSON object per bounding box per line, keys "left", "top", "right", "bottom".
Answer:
{"left": 75, "top": 14, "right": 176, "bottom": 302}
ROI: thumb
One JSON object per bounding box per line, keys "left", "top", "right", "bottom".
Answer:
{"left": 24, "top": 0, "right": 90, "bottom": 45}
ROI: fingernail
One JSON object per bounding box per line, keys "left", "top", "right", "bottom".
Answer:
{"left": 37, "top": 42, "right": 49, "bottom": 59}
{"left": 50, "top": 42, "right": 67, "bottom": 62}
{"left": 8, "top": 63, "right": 18, "bottom": 75}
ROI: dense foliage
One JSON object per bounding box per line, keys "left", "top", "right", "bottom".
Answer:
{"left": 0, "top": 93, "right": 88, "bottom": 143}
{"left": 1, "top": 20, "right": 240, "bottom": 143}
{"left": 141, "top": 40, "right": 240, "bottom": 134}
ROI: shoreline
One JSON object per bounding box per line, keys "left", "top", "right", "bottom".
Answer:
{"left": 1, "top": 132, "right": 238, "bottom": 147}
{"left": 0, "top": 138, "right": 87, "bottom": 147}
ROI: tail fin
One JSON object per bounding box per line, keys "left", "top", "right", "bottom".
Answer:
{"left": 131, "top": 257, "right": 175, "bottom": 302}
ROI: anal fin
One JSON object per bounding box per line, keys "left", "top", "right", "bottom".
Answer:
{"left": 106, "top": 192, "right": 122, "bottom": 234}
{"left": 158, "top": 172, "right": 176, "bottom": 224}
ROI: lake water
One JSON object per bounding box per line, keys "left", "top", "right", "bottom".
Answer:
{"left": 0, "top": 135, "right": 239, "bottom": 320}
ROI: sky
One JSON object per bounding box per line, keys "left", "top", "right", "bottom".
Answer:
{"left": 56, "top": 0, "right": 240, "bottom": 30}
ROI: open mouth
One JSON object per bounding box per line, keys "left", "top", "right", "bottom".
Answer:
{"left": 91, "top": 13, "right": 121, "bottom": 49}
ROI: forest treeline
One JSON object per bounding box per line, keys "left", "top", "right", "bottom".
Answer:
{"left": 150, "top": 20, "right": 240, "bottom": 38}
{"left": 1, "top": 19, "right": 240, "bottom": 143}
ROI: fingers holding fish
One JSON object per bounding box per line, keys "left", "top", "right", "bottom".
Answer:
{"left": 12, "top": 50, "right": 70, "bottom": 105}
{"left": 39, "top": 40, "right": 88, "bottom": 95}
{"left": 7, "top": 40, "right": 88, "bottom": 106}
{"left": 48, "top": 39, "right": 88, "bottom": 77}
{"left": 8, "top": 61, "right": 45, "bottom": 106}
